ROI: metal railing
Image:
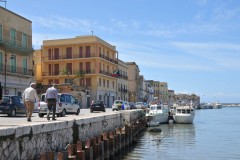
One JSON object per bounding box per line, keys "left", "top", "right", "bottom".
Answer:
{"left": 0, "top": 63, "right": 33, "bottom": 76}
{"left": 42, "top": 53, "right": 118, "bottom": 64}
{"left": 0, "top": 35, "right": 33, "bottom": 54}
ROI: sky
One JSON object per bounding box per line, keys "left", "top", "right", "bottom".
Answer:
{"left": 2, "top": 0, "right": 240, "bottom": 103}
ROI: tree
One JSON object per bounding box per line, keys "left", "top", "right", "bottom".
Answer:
{"left": 60, "top": 66, "right": 71, "bottom": 84}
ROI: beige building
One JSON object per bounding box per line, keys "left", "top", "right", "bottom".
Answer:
{"left": 159, "top": 82, "right": 169, "bottom": 104}
{"left": 168, "top": 89, "right": 175, "bottom": 105}
{"left": 117, "top": 59, "right": 128, "bottom": 101}
{"left": 0, "top": 6, "right": 34, "bottom": 96}
{"left": 144, "top": 80, "right": 154, "bottom": 102}
{"left": 126, "top": 62, "right": 140, "bottom": 102}
{"left": 38, "top": 35, "right": 118, "bottom": 108}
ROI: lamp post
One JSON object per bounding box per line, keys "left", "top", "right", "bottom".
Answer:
{"left": 4, "top": 49, "right": 7, "bottom": 95}
{"left": 4, "top": 49, "right": 15, "bottom": 95}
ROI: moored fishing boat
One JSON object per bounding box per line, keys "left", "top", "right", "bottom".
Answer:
{"left": 145, "top": 104, "right": 169, "bottom": 126}
{"left": 173, "top": 105, "right": 195, "bottom": 124}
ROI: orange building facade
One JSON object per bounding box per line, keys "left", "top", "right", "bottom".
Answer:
{"left": 39, "top": 36, "right": 118, "bottom": 108}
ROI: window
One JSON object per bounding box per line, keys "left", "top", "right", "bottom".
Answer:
{"left": 107, "top": 80, "right": 109, "bottom": 88}
{"left": 60, "top": 95, "right": 65, "bottom": 102}
{"left": 103, "top": 79, "right": 105, "bottom": 87}
{"left": 86, "top": 62, "right": 90, "bottom": 73}
{"left": 17, "top": 92, "right": 21, "bottom": 97}
{"left": 66, "top": 47, "right": 72, "bottom": 59}
{"left": 99, "top": 95, "right": 102, "bottom": 100}
{"left": 10, "top": 28, "right": 16, "bottom": 45}
{"left": 22, "top": 33, "right": 27, "bottom": 48}
{"left": 80, "top": 78, "right": 84, "bottom": 86}
{"left": 48, "top": 79, "right": 53, "bottom": 85}
{"left": 54, "top": 79, "right": 59, "bottom": 84}
{"left": 54, "top": 64, "right": 59, "bottom": 75}
{"left": 10, "top": 55, "right": 16, "bottom": 73}
{"left": 86, "top": 46, "right": 90, "bottom": 57}
{"left": 86, "top": 78, "right": 91, "bottom": 86}
{"left": 99, "top": 78, "right": 101, "bottom": 87}
{"left": 66, "top": 63, "right": 72, "bottom": 74}
{"left": 65, "top": 95, "right": 71, "bottom": 103}
{"left": 70, "top": 96, "right": 75, "bottom": 103}
{"left": 48, "top": 64, "right": 52, "bottom": 75}
{"left": 79, "top": 47, "right": 83, "bottom": 58}
{"left": 22, "top": 57, "right": 27, "bottom": 75}
{"left": 54, "top": 48, "right": 59, "bottom": 59}
{"left": 48, "top": 49, "right": 52, "bottom": 60}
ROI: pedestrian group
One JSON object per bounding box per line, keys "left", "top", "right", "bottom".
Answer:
{"left": 22, "top": 83, "right": 58, "bottom": 122}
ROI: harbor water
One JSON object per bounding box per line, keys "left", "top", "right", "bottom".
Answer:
{"left": 116, "top": 106, "right": 240, "bottom": 160}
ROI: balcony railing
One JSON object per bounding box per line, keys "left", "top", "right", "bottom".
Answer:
{"left": 118, "top": 74, "right": 128, "bottom": 80}
{"left": 0, "top": 35, "right": 33, "bottom": 54}
{"left": 42, "top": 70, "right": 96, "bottom": 76}
{"left": 0, "top": 63, "right": 33, "bottom": 76}
{"left": 42, "top": 53, "right": 118, "bottom": 64}
{"left": 99, "top": 70, "right": 113, "bottom": 77}
{"left": 118, "top": 88, "right": 128, "bottom": 93}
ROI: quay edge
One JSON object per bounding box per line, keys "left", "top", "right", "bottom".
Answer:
{"left": 0, "top": 109, "right": 146, "bottom": 160}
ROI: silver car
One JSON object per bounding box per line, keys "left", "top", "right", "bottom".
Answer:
{"left": 38, "top": 93, "right": 80, "bottom": 117}
{"left": 112, "top": 100, "right": 130, "bottom": 111}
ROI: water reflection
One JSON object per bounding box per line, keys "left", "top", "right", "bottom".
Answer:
{"left": 116, "top": 108, "right": 240, "bottom": 160}
{"left": 116, "top": 124, "right": 196, "bottom": 160}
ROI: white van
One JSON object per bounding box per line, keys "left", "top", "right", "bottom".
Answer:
{"left": 38, "top": 93, "right": 80, "bottom": 117}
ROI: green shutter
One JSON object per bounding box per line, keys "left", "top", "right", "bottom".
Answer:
{"left": 22, "top": 58, "right": 27, "bottom": 74}
{"left": 10, "top": 56, "right": 16, "bottom": 73}
{"left": 10, "top": 28, "right": 16, "bottom": 45}
{"left": 22, "top": 33, "right": 27, "bottom": 48}
{"left": 0, "top": 24, "right": 2, "bottom": 41}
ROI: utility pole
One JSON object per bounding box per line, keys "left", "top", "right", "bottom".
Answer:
{"left": 0, "top": 0, "right": 7, "bottom": 8}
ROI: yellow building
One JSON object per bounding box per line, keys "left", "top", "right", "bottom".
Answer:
{"left": 38, "top": 35, "right": 118, "bottom": 108}
{"left": 117, "top": 59, "right": 128, "bottom": 101}
{"left": 0, "top": 6, "right": 34, "bottom": 96}
{"left": 126, "top": 62, "right": 140, "bottom": 102}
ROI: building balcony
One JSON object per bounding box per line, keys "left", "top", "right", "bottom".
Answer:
{"left": 118, "top": 88, "right": 128, "bottom": 93}
{"left": 0, "top": 63, "right": 33, "bottom": 76}
{"left": 118, "top": 74, "right": 128, "bottom": 80}
{"left": 0, "top": 35, "right": 33, "bottom": 55}
{"left": 42, "top": 53, "right": 118, "bottom": 64}
{"left": 42, "top": 70, "right": 96, "bottom": 77}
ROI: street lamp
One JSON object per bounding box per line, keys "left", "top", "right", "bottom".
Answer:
{"left": 4, "top": 49, "right": 15, "bottom": 95}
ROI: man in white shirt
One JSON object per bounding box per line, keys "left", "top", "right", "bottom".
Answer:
{"left": 45, "top": 84, "right": 58, "bottom": 120}
{"left": 22, "top": 83, "right": 39, "bottom": 122}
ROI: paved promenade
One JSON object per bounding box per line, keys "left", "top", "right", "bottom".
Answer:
{"left": 0, "top": 108, "right": 114, "bottom": 129}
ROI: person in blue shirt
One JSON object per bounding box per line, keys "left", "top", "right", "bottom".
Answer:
{"left": 45, "top": 84, "right": 58, "bottom": 120}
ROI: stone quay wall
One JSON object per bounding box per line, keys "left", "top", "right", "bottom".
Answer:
{"left": 0, "top": 110, "right": 146, "bottom": 160}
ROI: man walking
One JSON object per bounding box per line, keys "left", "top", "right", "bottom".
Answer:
{"left": 22, "top": 83, "right": 39, "bottom": 122}
{"left": 45, "top": 83, "right": 58, "bottom": 120}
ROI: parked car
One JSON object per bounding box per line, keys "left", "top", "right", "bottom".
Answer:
{"left": 112, "top": 100, "right": 123, "bottom": 111}
{"left": 38, "top": 93, "right": 80, "bottom": 117}
{"left": 0, "top": 95, "right": 26, "bottom": 117}
{"left": 112, "top": 100, "right": 131, "bottom": 111}
{"left": 123, "top": 101, "right": 130, "bottom": 110}
{"left": 33, "top": 100, "right": 39, "bottom": 113}
{"left": 129, "top": 102, "right": 136, "bottom": 109}
{"left": 135, "top": 102, "right": 144, "bottom": 109}
{"left": 90, "top": 100, "right": 106, "bottom": 113}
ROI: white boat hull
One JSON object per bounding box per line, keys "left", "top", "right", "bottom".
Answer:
{"left": 174, "top": 114, "right": 194, "bottom": 124}
{"left": 147, "top": 113, "right": 169, "bottom": 126}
